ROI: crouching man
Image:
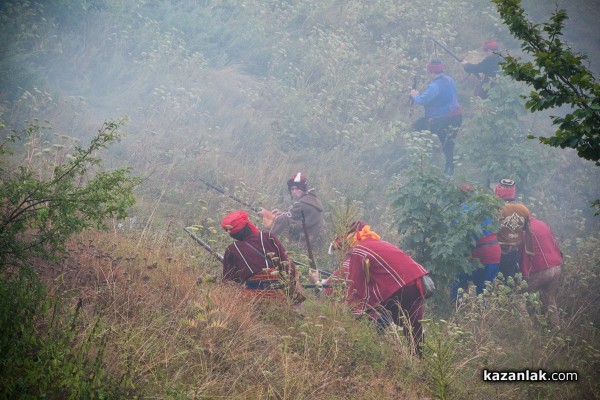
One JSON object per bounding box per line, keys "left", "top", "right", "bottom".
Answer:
{"left": 221, "top": 210, "right": 305, "bottom": 303}
{"left": 310, "top": 221, "right": 429, "bottom": 356}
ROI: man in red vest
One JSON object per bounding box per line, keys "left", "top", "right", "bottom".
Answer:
{"left": 520, "top": 217, "right": 563, "bottom": 327}
{"left": 310, "top": 221, "right": 429, "bottom": 356}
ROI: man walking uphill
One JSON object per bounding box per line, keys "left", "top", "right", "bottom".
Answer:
{"left": 410, "top": 59, "right": 463, "bottom": 175}
{"left": 462, "top": 39, "right": 502, "bottom": 98}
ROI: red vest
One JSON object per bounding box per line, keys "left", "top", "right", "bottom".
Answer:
{"left": 471, "top": 233, "right": 501, "bottom": 265}
{"left": 338, "top": 239, "right": 428, "bottom": 314}
{"left": 520, "top": 218, "right": 563, "bottom": 277}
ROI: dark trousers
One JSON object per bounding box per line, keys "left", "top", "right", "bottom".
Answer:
{"left": 413, "top": 114, "right": 462, "bottom": 175}
{"left": 451, "top": 263, "right": 500, "bottom": 300}
{"left": 499, "top": 247, "right": 520, "bottom": 277}
{"left": 376, "top": 283, "right": 424, "bottom": 356}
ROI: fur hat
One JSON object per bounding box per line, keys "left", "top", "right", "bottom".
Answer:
{"left": 483, "top": 39, "right": 499, "bottom": 51}
{"left": 287, "top": 172, "right": 308, "bottom": 193}
{"left": 427, "top": 58, "right": 444, "bottom": 74}
{"left": 494, "top": 178, "right": 516, "bottom": 201}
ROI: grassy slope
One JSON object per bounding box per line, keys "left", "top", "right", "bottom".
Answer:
{"left": 28, "top": 228, "right": 599, "bottom": 399}
{"left": 2, "top": 0, "right": 600, "bottom": 398}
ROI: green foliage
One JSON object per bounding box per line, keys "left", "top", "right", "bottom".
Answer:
{"left": 423, "top": 320, "right": 464, "bottom": 400}
{"left": 460, "top": 75, "right": 551, "bottom": 188}
{"left": 0, "top": 274, "right": 129, "bottom": 399}
{"left": 0, "top": 118, "right": 141, "bottom": 267}
{"left": 390, "top": 161, "right": 504, "bottom": 286}
{"left": 493, "top": 0, "right": 600, "bottom": 165}
{"left": 0, "top": 269, "right": 45, "bottom": 386}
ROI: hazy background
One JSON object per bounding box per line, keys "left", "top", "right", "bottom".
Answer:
{"left": 1, "top": 0, "right": 599, "bottom": 250}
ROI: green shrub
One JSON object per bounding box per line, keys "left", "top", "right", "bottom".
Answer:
{"left": 0, "top": 282, "right": 130, "bottom": 399}
{"left": 0, "top": 118, "right": 141, "bottom": 267}
{"left": 390, "top": 160, "right": 503, "bottom": 288}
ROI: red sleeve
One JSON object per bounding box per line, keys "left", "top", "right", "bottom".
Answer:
{"left": 345, "top": 253, "right": 368, "bottom": 314}
{"left": 222, "top": 245, "right": 240, "bottom": 283}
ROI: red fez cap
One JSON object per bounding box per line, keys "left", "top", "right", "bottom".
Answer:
{"left": 484, "top": 39, "right": 498, "bottom": 51}
{"left": 494, "top": 178, "right": 516, "bottom": 201}
{"left": 221, "top": 210, "right": 259, "bottom": 234}
{"left": 458, "top": 183, "right": 475, "bottom": 192}
{"left": 427, "top": 59, "right": 444, "bottom": 74}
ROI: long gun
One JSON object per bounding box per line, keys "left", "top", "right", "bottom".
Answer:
{"left": 408, "top": 74, "right": 418, "bottom": 116}
{"left": 431, "top": 38, "right": 463, "bottom": 63}
{"left": 294, "top": 259, "right": 332, "bottom": 277}
{"left": 300, "top": 210, "right": 318, "bottom": 271}
{"left": 198, "top": 177, "right": 261, "bottom": 213}
{"left": 183, "top": 227, "right": 224, "bottom": 262}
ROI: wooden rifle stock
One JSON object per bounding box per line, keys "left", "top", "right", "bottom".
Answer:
{"left": 300, "top": 210, "right": 318, "bottom": 271}
{"left": 183, "top": 227, "right": 224, "bottom": 262}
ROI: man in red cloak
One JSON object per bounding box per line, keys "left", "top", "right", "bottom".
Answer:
{"left": 310, "top": 221, "right": 429, "bottom": 356}
{"left": 221, "top": 210, "right": 304, "bottom": 303}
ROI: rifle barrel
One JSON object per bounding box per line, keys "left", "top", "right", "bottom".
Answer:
{"left": 431, "top": 38, "right": 463, "bottom": 63}
{"left": 183, "top": 227, "right": 224, "bottom": 262}
{"left": 198, "top": 177, "right": 261, "bottom": 212}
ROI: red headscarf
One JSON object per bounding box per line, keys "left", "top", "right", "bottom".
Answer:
{"left": 484, "top": 39, "right": 498, "bottom": 51}
{"left": 221, "top": 210, "right": 259, "bottom": 234}
{"left": 427, "top": 59, "right": 444, "bottom": 74}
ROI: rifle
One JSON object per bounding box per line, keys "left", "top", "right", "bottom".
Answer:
{"left": 184, "top": 227, "right": 336, "bottom": 291}
{"left": 198, "top": 176, "right": 261, "bottom": 213}
{"left": 408, "top": 74, "right": 418, "bottom": 117}
{"left": 431, "top": 38, "right": 463, "bottom": 63}
{"left": 294, "top": 259, "right": 332, "bottom": 277}
{"left": 183, "top": 227, "right": 224, "bottom": 262}
{"left": 300, "top": 210, "right": 318, "bottom": 271}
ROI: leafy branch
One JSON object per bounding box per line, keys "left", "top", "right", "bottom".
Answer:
{"left": 492, "top": 0, "right": 600, "bottom": 165}
{"left": 0, "top": 118, "right": 142, "bottom": 267}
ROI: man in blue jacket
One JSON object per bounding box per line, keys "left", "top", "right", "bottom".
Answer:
{"left": 410, "top": 59, "right": 463, "bottom": 175}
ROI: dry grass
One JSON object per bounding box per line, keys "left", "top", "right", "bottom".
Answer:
{"left": 33, "top": 229, "right": 430, "bottom": 399}
{"left": 26, "top": 225, "right": 600, "bottom": 399}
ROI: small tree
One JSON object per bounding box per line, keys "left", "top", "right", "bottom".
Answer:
{"left": 492, "top": 0, "right": 600, "bottom": 166}
{"left": 0, "top": 118, "right": 141, "bottom": 268}
{"left": 390, "top": 162, "right": 503, "bottom": 287}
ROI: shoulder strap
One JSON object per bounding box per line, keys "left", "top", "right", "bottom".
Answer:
{"left": 243, "top": 236, "right": 280, "bottom": 271}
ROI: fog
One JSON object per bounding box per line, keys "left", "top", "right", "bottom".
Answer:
{"left": 1, "top": 0, "right": 599, "bottom": 241}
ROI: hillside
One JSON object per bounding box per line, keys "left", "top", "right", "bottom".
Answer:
{"left": 1, "top": 0, "right": 599, "bottom": 398}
